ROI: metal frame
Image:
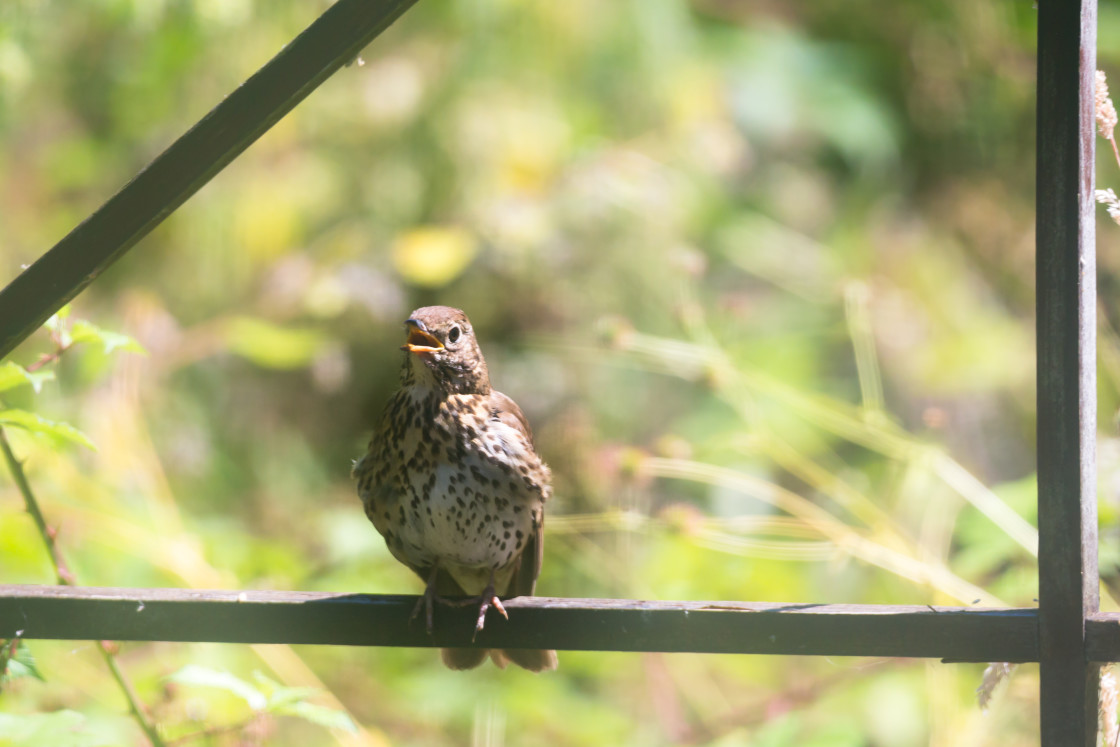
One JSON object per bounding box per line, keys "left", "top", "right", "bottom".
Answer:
{"left": 0, "top": 1, "right": 1104, "bottom": 742}
{"left": 1037, "top": 1, "right": 1100, "bottom": 744}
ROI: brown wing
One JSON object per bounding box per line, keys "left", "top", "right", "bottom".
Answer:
{"left": 490, "top": 390, "right": 545, "bottom": 597}
{"left": 489, "top": 390, "right": 536, "bottom": 446}
{"left": 507, "top": 518, "right": 544, "bottom": 597}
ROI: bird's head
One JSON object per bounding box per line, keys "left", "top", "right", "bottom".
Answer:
{"left": 399, "top": 306, "right": 491, "bottom": 394}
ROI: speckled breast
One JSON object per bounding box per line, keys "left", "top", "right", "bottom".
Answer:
{"left": 358, "top": 388, "right": 547, "bottom": 572}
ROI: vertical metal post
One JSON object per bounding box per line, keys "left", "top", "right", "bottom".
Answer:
{"left": 1036, "top": 0, "right": 1099, "bottom": 744}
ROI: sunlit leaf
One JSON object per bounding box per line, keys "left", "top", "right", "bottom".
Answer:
{"left": 247, "top": 670, "right": 355, "bottom": 732}
{"left": 0, "top": 363, "right": 54, "bottom": 394}
{"left": 391, "top": 226, "right": 478, "bottom": 288}
{"left": 273, "top": 700, "right": 358, "bottom": 733}
{"left": 69, "top": 320, "right": 147, "bottom": 356}
{"left": 43, "top": 306, "right": 72, "bottom": 348}
{"left": 168, "top": 665, "right": 267, "bottom": 710}
{"left": 0, "top": 410, "right": 95, "bottom": 450}
{"left": 252, "top": 671, "right": 320, "bottom": 708}
{"left": 223, "top": 317, "right": 330, "bottom": 370}
{"left": 267, "top": 686, "right": 327, "bottom": 708}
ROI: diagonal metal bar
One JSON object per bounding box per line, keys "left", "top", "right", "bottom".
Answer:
{"left": 0, "top": 0, "right": 418, "bottom": 361}
{"left": 0, "top": 585, "right": 1040, "bottom": 662}
{"left": 1035, "top": 0, "right": 1099, "bottom": 745}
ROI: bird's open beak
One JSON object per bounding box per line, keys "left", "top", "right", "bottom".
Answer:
{"left": 401, "top": 319, "right": 444, "bottom": 353}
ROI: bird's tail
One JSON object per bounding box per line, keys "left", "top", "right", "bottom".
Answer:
{"left": 495, "top": 648, "right": 559, "bottom": 672}
{"left": 440, "top": 647, "right": 488, "bottom": 670}
{"left": 441, "top": 647, "right": 558, "bottom": 672}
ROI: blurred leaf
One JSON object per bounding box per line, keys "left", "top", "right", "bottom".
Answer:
{"left": 248, "top": 670, "right": 355, "bottom": 732}
{"left": 252, "top": 671, "right": 320, "bottom": 708}
{"left": 727, "top": 28, "right": 898, "bottom": 170}
{"left": 0, "top": 710, "right": 114, "bottom": 747}
{"left": 69, "top": 320, "right": 147, "bottom": 356}
{"left": 272, "top": 700, "right": 358, "bottom": 734}
{"left": 0, "top": 363, "right": 54, "bottom": 394}
{"left": 233, "top": 181, "right": 305, "bottom": 261}
{"left": 1, "top": 640, "right": 45, "bottom": 687}
{"left": 43, "top": 306, "right": 72, "bottom": 348}
{"left": 0, "top": 410, "right": 95, "bottom": 450}
{"left": 223, "top": 317, "right": 330, "bottom": 370}
{"left": 167, "top": 665, "right": 267, "bottom": 711}
{"left": 391, "top": 226, "right": 478, "bottom": 288}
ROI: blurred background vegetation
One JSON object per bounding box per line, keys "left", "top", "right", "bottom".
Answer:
{"left": 3, "top": 0, "right": 1120, "bottom": 744}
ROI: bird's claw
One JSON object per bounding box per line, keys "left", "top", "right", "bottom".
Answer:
{"left": 410, "top": 586, "right": 439, "bottom": 634}
{"left": 412, "top": 567, "right": 451, "bottom": 635}
{"left": 471, "top": 586, "right": 508, "bottom": 641}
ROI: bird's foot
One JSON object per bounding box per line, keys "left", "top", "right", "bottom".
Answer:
{"left": 410, "top": 569, "right": 508, "bottom": 639}
{"left": 472, "top": 588, "right": 508, "bottom": 640}
{"left": 410, "top": 568, "right": 462, "bottom": 635}
{"left": 443, "top": 579, "right": 508, "bottom": 640}
{"left": 409, "top": 589, "right": 436, "bottom": 634}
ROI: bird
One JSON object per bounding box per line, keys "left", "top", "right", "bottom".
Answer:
{"left": 353, "top": 306, "right": 557, "bottom": 672}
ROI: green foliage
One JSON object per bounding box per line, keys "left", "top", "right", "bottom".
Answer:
{"left": 222, "top": 316, "right": 331, "bottom": 370}
{"left": 0, "top": 710, "right": 117, "bottom": 747}
{"left": 169, "top": 665, "right": 269, "bottom": 710}
{"left": 0, "top": 364, "right": 54, "bottom": 395}
{"left": 44, "top": 305, "right": 145, "bottom": 356}
{"left": 168, "top": 666, "right": 356, "bottom": 735}
{"left": 0, "top": 640, "right": 45, "bottom": 691}
{"left": 0, "top": 410, "right": 95, "bottom": 450}
{"left": 69, "top": 320, "right": 147, "bottom": 357}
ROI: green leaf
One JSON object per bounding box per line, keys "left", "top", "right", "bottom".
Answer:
{"left": 69, "top": 320, "right": 146, "bottom": 356}
{"left": 168, "top": 665, "right": 267, "bottom": 710}
{"left": 1, "top": 640, "right": 45, "bottom": 686}
{"left": 0, "top": 363, "right": 54, "bottom": 394}
{"left": 0, "top": 410, "right": 95, "bottom": 450}
{"left": 223, "top": 316, "right": 329, "bottom": 370}
{"left": 267, "top": 686, "right": 325, "bottom": 708}
{"left": 45, "top": 305, "right": 71, "bottom": 327}
{"left": 44, "top": 306, "right": 72, "bottom": 348}
{"left": 273, "top": 700, "right": 358, "bottom": 733}
{"left": 246, "top": 671, "right": 354, "bottom": 732}
{"left": 252, "top": 671, "right": 320, "bottom": 709}
{"left": 391, "top": 225, "right": 478, "bottom": 288}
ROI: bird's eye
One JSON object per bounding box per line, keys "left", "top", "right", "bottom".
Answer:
{"left": 448, "top": 325, "right": 462, "bottom": 344}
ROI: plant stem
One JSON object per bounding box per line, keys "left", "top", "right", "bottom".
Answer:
{"left": 0, "top": 428, "right": 74, "bottom": 585}
{"left": 1110, "top": 133, "right": 1120, "bottom": 171}
{"left": 99, "top": 645, "right": 167, "bottom": 747}
{"left": 0, "top": 426, "right": 167, "bottom": 747}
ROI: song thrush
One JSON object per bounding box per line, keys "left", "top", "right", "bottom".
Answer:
{"left": 354, "top": 306, "right": 557, "bottom": 672}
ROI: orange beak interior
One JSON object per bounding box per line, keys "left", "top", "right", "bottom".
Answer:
{"left": 402, "top": 326, "right": 443, "bottom": 353}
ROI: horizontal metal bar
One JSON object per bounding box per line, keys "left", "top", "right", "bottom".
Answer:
{"left": 0, "top": 585, "right": 1038, "bottom": 662}
{"left": 1084, "top": 613, "right": 1120, "bottom": 662}
{"left": 0, "top": 0, "right": 418, "bottom": 360}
